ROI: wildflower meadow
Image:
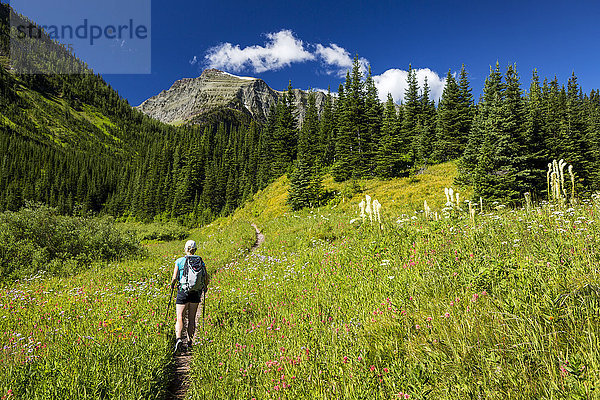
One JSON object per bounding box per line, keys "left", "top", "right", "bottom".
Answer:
{"left": 0, "top": 219, "right": 256, "bottom": 399}
{"left": 188, "top": 192, "right": 600, "bottom": 399}
{"left": 2, "top": 168, "right": 600, "bottom": 399}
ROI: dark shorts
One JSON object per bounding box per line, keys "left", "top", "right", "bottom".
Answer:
{"left": 176, "top": 288, "right": 202, "bottom": 305}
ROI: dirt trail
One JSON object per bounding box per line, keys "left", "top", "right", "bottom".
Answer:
{"left": 166, "top": 223, "right": 264, "bottom": 399}
{"left": 251, "top": 223, "right": 265, "bottom": 251}
{"left": 166, "top": 345, "right": 193, "bottom": 399}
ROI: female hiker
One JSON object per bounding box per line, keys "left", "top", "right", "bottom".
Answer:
{"left": 170, "top": 239, "right": 207, "bottom": 354}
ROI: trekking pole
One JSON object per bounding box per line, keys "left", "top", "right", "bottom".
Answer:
{"left": 202, "top": 289, "right": 206, "bottom": 333}
{"left": 164, "top": 284, "right": 175, "bottom": 326}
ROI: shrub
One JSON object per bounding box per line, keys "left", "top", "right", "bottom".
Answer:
{"left": 0, "top": 203, "right": 140, "bottom": 282}
{"left": 119, "top": 221, "right": 190, "bottom": 242}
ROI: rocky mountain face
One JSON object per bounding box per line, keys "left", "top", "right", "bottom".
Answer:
{"left": 136, "top": 69, "right": 328, "bottom": 126}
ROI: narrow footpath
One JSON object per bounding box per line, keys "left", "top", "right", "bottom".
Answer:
{"left": 250, "top": 223, "right": 266, "bottom": 251}
{"left": 166, "top": 223, "right": 264, "bottom": 399}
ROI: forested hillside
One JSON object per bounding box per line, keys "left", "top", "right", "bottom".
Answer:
{"left": 3, "top": 2, "right": 600, "bottom": 224}
{"left": 0, "top": 4, "right": 262, "bottom": 224}
{"left": 280, "top": 58, "right": 600, "bottom": 208}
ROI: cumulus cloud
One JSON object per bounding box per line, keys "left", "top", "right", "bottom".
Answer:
{"left": 189, "top": 56, "right": 198, "bottom": 65}
{"left": 205, "top": 30, "right": 315, "bottom": 73}
{"left": 373, "top": 68, "right": 447, "bottom": 104}
{"left": 202, "top": 29, "right": 447, "bottom": 103}
{"left": 315, "top": 44, "right": 351, "bottom": 69}
{"left": 315, "top": 43, "right": 368, "bottom": 77}
{"left": 203, "top": 30, "right": 369, "bottom": 77}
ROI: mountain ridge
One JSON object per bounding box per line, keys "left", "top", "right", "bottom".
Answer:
{"left": 136, "top": 68, "right": 328, "bottom": 126}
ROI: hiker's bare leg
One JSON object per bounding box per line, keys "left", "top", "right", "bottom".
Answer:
{"left": 175, "top": 304, "right": 187, "bottom": 339}
{"left": 187, "top": 302, "right": 199, "bottom": 342}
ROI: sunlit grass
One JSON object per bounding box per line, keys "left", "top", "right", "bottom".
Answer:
{"left": 4, "top": 163, "right": 600, "bottom": 399}
{"left": 324, "top": 161, "right": 470, "bottom": 214}
{"left": 0, "top": 216, "right": 256, "bottom": 399}
{"left": 187, "top": 191, "right": 600, "bottom": 399}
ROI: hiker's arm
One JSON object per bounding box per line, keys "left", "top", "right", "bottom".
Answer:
{"left": 170, "top": 263, "right": 179, "bottom": 289}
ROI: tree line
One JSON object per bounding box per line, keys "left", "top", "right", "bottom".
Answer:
{"left": 278, "top": 57, "right": 600, "bottom": 208}
{"left": 3, "top": 2, "right": 600, "bottom": 221}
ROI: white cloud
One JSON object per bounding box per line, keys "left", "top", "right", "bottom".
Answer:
{"left": 205, "top": 30, "right": 315, "bottom": 73}
{"left": 373, "top": 68, "right": 447, "bottom": 104}
{"left": 315, "top": 44, "right": 351, "bottom": 69}
{"left": 189, "top": 55, "right": 198, "bottom": 65}
{"left": 308, "top": 87, "right": 330, "bottom": 94}
{"left": 203, "top": 31, "right": 369, "bottom": 77}
{"left": 202, "top": 30, "right": 446, "bottom": 103}
{"left": 314, "top": 44, "right": 368, "bottom": 77}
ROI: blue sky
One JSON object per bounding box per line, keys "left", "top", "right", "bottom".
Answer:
{"left": 9, "top": 0, "right": 151, "bottom": 74}
{"left": 8, "top": 0, "right": 600, "bottom": 106}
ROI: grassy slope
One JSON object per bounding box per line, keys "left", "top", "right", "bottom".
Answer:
{"left": 1, "top": 4, "right": 136, "bottom": 156}
{"left": 186, "top": 164, "right": 600, "bottom": 399}
{"left": 223, "top": 161, "right": 466, "bottom": 229}
{"left": 0, "top": 218, "right": 256, "bottom": 399}
{"left": 5, "top": 79, "right": 127, "bottom": 154}
{"left": 4, "top": 163, "right": 599, "bottom": 399}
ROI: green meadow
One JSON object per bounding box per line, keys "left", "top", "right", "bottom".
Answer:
{"left": 2, "top": 162, "right": 600, "bottom": 399}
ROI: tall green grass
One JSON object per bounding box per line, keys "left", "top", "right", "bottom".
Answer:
{"left": 4, "top": 161, "right": 599, "bottom": 399}
{"left": 188, "top": 197, "right": 600, "bottom": 399}
{"left": 0, "top": 212, "right": 256, "bottom": 399}
{"left": 118, "top": 221, "right": 190, "bottom": 242}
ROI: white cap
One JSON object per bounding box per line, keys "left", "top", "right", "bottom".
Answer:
{"left": 184, "top": 240, "right": 197, "bottom": 251}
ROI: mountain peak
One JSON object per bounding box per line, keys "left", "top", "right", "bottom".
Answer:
{"left": 201, "top": 68, "right": 224, "bottom": 76}
{"left": 200, "top": 68, "right": 258, "bottom": 81}
{"left": 136, "top": 70, "right": 326, "bottom": 126}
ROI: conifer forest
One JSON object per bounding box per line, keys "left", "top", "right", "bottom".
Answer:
{"left": 2, "top": 1, "right": 600, "bottom": 222}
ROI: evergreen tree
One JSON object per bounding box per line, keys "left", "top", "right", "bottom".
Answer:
{"left": 434, "top": 70, "right": 462, "bottom": 161}
{"left": 470, "top": 64, "right": 528, "bottom": 202}
{"left": 319, "top": 87, "right": 336, "bottom": 167}
{"left": 586, "top": 90, "right": 600, "bottom": 184}
{"left": 271, "top": 82, "right": 298, "bottom": 177}
{"left": 457, "top": 64, "right": 474, "bottom": 145}
{"left": 414, "top": 77, "right": 436, "bottom": 167}
{"left": 375, "top": 93, "right": 403, "bottom": 177}
{"left": 493, "top": 64, "right": 526, "bottom": 200}
{"left": 563, "top": 72, "right": 590, "bottom": 183}
{"left": 459, "top": 62, "right": 503, "bottom": 186}
{"left": 289, "top": 92, "right": 324, "bottom": 210}
{"left": 521, "top": 69, "right": 548, "bottom": 194}
{"left": 257, "top": 104, "right": 276, "bottom": 189}
{"left": 402, "top": 65, "right": 420, "bottom": 166}
{"left": 299, "top": 91, "right": 320, "bottom": 166}
{"left": 363, "top": 65, "right": 382, "bottom": 176}
{"left": 332, "top": 57, "right": 367, "bottom": 181}
{"left": 288, "top": 158, "right": 322, "bottom": 210}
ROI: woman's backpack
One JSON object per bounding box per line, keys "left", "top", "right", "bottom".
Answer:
{"left": 180, "top": 255, "right": 207, "bottom": 293}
